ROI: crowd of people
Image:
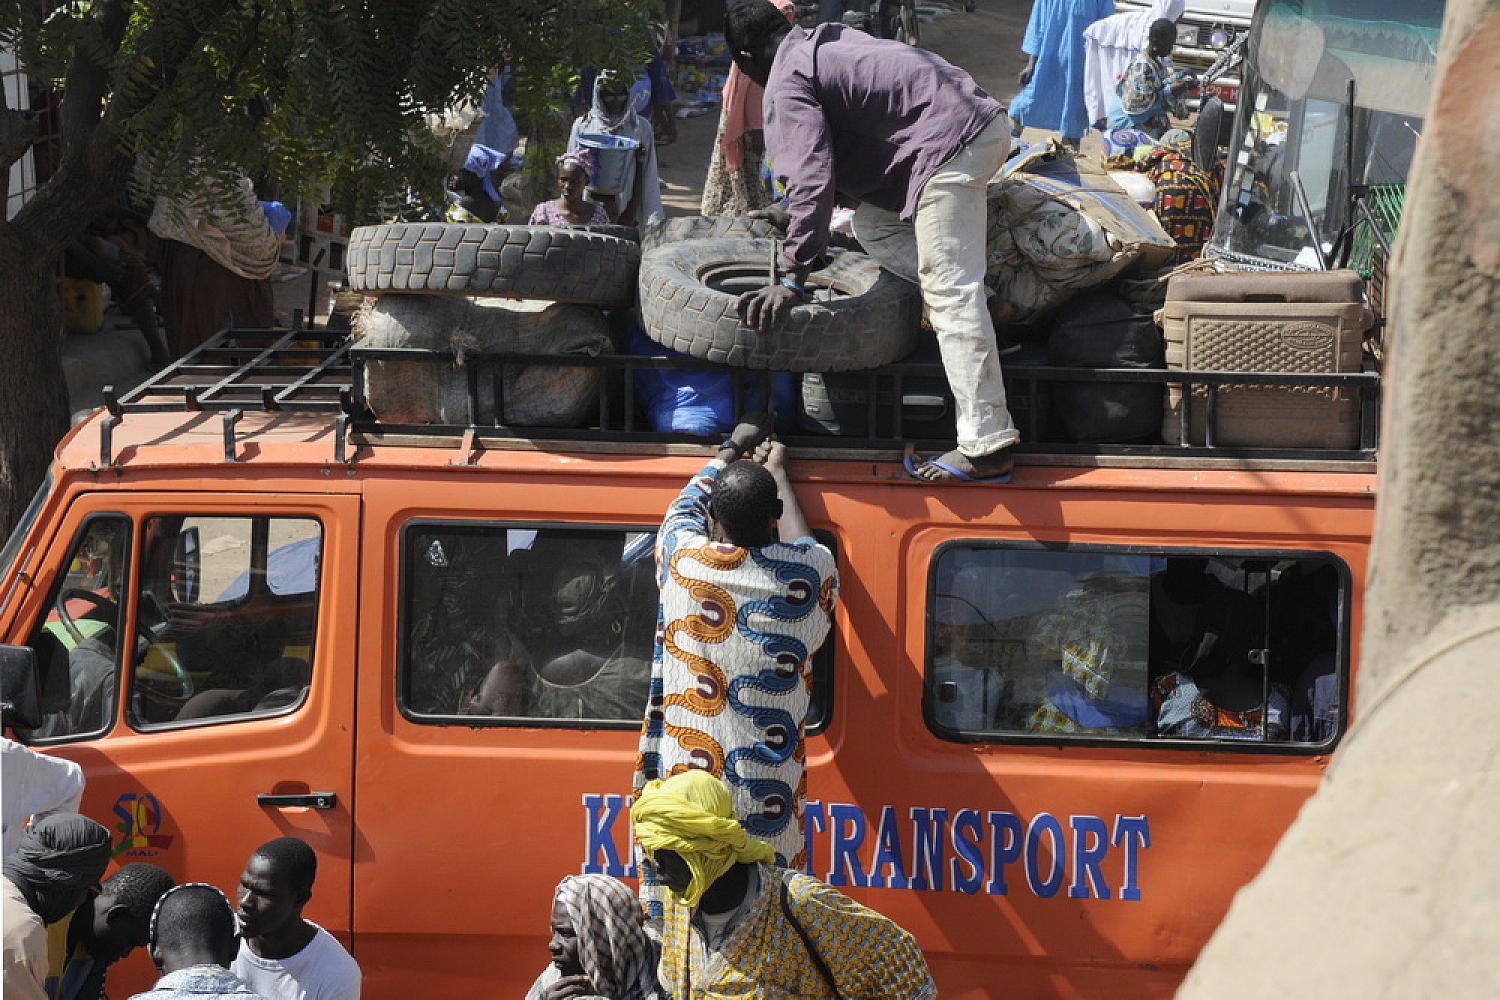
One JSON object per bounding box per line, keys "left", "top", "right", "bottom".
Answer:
{"left": 1, "top": 800, "right": 358, "bottom": 1000}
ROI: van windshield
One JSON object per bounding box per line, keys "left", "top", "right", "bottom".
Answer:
{"left": 1207, "top": 0, "right": 1443, "bottom": 268}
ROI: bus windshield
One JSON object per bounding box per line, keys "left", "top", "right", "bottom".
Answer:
{"left": 1206, "top": 0, "right": 1444, "bottom": 269}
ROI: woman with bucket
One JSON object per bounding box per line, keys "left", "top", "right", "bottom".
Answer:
{"left": 567, "top": 70, "right": 664, "bottom": 226}
{"left": 529, "top": 149, "right": 613, "bottom": 226}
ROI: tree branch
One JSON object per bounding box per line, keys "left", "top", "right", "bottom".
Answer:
{"left": 0, "top": 104, "right": 40, "bottom": 176}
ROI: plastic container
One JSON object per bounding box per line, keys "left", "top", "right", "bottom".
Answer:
{"left": 1161, "top": 269, "right": 1373, "bottom": 449}
{"left": 59, "top": 278, "right": 105, "bottom": 334}
{"left": 576, "top": 133, "right": 641, "bottom": 196}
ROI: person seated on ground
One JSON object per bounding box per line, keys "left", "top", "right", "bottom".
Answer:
{"left": 129, "top": 883, "right": 260, "bottom": 1000}
{"left": 726, "top": 0, "right": 1020, "bottom": 484}
{"left": 63, "top": 205, "right": 170, "bottom": 370}
{"left": 526, "top": 874, "right": 664, "bottom": 1000}
{"left": 46, "top": 862, "right": 175, "bottom": 1000}
{"left": 567, "top": 70, "right": 664, "bottom": 226}
{"left": 1152, "top": 588, "right": 1289, "bottom": 741}
{"left": 530, "top": 150, "right": 612, "bottom": 227}
{"left": 232, "top": 837, "right": 360, "bottom": 1000}
{"left": 1083, "top": 0, "right": 1185, "bottom": 131}
{"left": 3, "top": 814, "right": 112, "bottom": 1000}
{"left": 631, "top": 770, "right": 936, "bottom": 999}
{"left": 1107, "top": 19, "right": 1197, "bottom": 138}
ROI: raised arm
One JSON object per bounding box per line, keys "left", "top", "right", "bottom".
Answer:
{"left": 755, "top": 440, "right": 813, "bottom": 543}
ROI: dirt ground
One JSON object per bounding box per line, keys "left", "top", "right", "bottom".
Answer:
{"left": 655, "top": 3, "right": 1031, "bottom": 216}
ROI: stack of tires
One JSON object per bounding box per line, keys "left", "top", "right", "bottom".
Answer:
{"left": 344, "top": 223, "right": 640, "bottom": 426}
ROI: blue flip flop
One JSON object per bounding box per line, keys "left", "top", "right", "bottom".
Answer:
{"left": 903, "top": 450, "right": 1013, "bottom": 484}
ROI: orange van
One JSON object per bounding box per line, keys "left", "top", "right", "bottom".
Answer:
{"left": 0, "top": 326, "right": 1375, "bottom": 997}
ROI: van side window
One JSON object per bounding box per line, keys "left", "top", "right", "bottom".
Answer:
{"left": 398, "top": 523, "right": 837, "bottom": 731}
{"left": 926, "top": 547, "right": 1344, "bottom": 748}
{"left": 18, "top": 516, "right": 132, "bottom": 742}
{"left": 129, "top": 516, "right": 322, "bottom": 728}
{"left": 399, "top": 525, "right": 657, "bottom": 726}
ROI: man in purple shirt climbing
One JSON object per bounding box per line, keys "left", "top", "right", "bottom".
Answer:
{"left": 727, "top": 0, "right": 1018, "bottom": 483}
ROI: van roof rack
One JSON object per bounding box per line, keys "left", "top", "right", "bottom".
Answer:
{"left": 96, "top": 316, "right": 1381, "bottom": 468}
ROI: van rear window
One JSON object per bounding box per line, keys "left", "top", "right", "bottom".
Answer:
{"left": 397, "top": 522, "right": 837, "bottom": 732}
{"left": 926, "top": 545, "right": 1346, "bottom": 749}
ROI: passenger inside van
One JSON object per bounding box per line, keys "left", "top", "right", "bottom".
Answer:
{"left": 929, "top": 594, "right": 1010, "bottom": 731}
{"left": 403, "top": 528, "right": 654, "bottom": 724}
{"left": 1147, "top": 557, "right": 1226, "bottom": 675}
{"left": 465, "top": 551, "right": 652, "bottom": 722}
{"left": 1025, "top": 572, "right": 1150, "bottom": 736}
{"left": 1152, "top": 588, "right": 1289, "bottom": 741}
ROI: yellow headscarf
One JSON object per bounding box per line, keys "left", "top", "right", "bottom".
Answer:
{"left": 631, "top": 770, "right": 776, "bottom": 908}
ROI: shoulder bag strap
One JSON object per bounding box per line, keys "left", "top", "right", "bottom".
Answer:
{"left": 779, "top": 874, "right": 842, "bottom": 999}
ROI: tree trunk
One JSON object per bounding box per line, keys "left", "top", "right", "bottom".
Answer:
{"left": 1176, "top": 3, "right": 1500, "bottom": 997}
{"left": 0, "top": 240, "right": 70, "bottom": 538}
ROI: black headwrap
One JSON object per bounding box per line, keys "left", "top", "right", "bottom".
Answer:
{"left": 3, "top": 813, "right": 112, "bottom": 924}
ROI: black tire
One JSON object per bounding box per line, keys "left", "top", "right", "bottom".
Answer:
{"left": 580, "top": 223, "right": 640, "bottom": 243}
{"left": 640, "top": 216, "right": 780, "bottom": 254}
{"left": 639, "top": 237, "right": 921, "bottom": 371}
{"left": 345, "top": 223, "right": 640, "bottom": 308}
{"left": 641, "top": 215, "right": 864, "bottom": 255}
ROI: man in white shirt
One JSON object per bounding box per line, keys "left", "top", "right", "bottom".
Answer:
{"left": 231, "top": 838, "right": 360, "bottom": 1000}
{"left": 1, "top": 740, "right": 85, "bottom": 859}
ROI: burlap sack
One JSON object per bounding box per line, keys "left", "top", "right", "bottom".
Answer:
{"left": 356, "top": 294, "right": 612, "bottom": 427}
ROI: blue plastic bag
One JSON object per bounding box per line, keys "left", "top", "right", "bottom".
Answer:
{"left": 625, "top": 325, "right": 795, "bottom": 435}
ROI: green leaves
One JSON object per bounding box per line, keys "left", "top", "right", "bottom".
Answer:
{"left": 15, "top": 0, "right": 659, "bottom": 225}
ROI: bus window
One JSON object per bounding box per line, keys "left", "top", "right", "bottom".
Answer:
{"left": 925, "top": 546, "right": 1345, "bottom": 748}
{"left": 399, "top": 522, "right": 836, "bottom": 732}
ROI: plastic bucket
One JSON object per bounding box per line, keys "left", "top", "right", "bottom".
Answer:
{"left": 577, "top": 133, "right": 641, "bottom": 196}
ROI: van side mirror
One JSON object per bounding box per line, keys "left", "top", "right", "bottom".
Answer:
{"left": 172, "top": 527, "right": 200, "bottom": 604}
{"left": 0, "top": 645, "right": 42, "bottom": 730}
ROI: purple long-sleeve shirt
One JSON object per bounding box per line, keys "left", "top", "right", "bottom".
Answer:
{"left": 763, "top": 24, "right": 1003, "bottom": 278}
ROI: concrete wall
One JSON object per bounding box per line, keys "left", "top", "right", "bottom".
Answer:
{"left": 1177, "top": 3, "right": 1500, "bottom": 996}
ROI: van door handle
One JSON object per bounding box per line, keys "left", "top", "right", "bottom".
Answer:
{"left": 257, "top": 792, "right": 337, "bottom": 810}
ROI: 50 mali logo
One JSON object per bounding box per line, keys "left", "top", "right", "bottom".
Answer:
{"left": 111, "top": 792, "right": 174, "bottom": 858}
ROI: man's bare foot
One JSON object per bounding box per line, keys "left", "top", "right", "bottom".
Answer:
{"left": 905, "top": 446, "right": 1015, "bottom": 483}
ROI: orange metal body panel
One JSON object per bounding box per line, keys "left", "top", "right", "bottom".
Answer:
{"left": 1, "top": 411, "right": 1375, "bottom": 997}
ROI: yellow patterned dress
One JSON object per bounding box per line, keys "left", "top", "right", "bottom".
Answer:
{"left": 636, "top": 460, "right": 838, "bottom": 915}
{"left": 659, "top": 864, "right": 936, "bottom": 1000}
